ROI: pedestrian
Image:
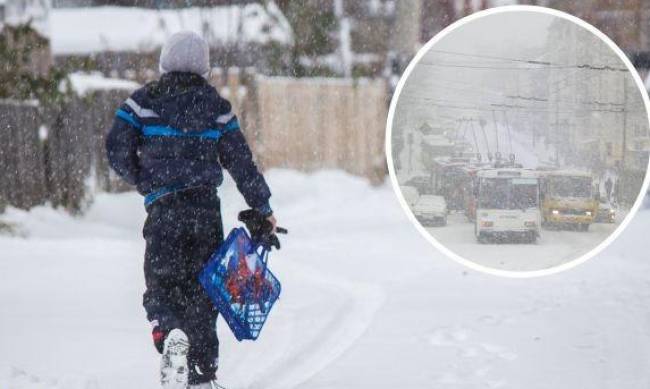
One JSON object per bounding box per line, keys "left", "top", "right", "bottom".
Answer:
{"left": 605, "top": 177, "right": 613, "bottom": 202}
{"left": 105, "top": 31, "right": 277, "bottom": 389}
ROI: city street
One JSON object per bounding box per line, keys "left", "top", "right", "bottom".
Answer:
{"left": 427, "top": 212, "right": 622, "bottom": 271}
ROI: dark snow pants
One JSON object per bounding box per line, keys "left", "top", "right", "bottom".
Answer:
{"left": 142, "top": 187, "right": 223, "bottom": 384}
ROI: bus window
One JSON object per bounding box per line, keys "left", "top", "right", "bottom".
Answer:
{"left": 479, "top": 178, "right": 539, "bottom": 210}
{"left": 512, "top": 182, "right": 538, "bottom": 210}
{"left": 479, "top": 178, "right": 510, "bottom": 209}
{"left": 549, "top": 176, "right": 591, "bottom": 198}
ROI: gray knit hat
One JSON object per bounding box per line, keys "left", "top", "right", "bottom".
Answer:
{"left": 159, "top": 31, "right": 210, "bottom": 78}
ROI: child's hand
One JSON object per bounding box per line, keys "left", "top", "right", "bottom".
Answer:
{"left": 267, "top": 215, "right": 277, "bottom": 233}
{"left": 239, "top": 210, "right": 286, "bottom": 249}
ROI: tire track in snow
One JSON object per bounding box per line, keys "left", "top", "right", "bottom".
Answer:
{"left": 219, "top": 260, "right": 385, "bottom": 389}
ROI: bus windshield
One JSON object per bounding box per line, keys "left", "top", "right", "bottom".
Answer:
{"left": 479, "top": 177, "right": 539, "bottom": 210}
{"left": 548, "top": 176, "right": 592, "bottom": 198}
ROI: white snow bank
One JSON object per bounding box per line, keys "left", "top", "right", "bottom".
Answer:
{"left": 50, "top": 4, "right": 293, "bottom": 56}
{"left": 66, "top": 72, "right": 140, "bottom": 97}
{"left": 2, "top": 169, "right": 650, "bottom": 388}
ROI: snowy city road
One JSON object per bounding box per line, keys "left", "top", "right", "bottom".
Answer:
{"left": 427, "top": 213, "right": 621, "bottom": 271}
{"left": 2, "top": 171, "right": 650, "bottom": 389}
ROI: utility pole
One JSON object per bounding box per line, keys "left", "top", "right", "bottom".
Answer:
{"left": 618, "top": 73, "right": 628, "bottom": 206}
{"left": 491, "top": 110, "right": 499, "bottom": 156}
{"left": 503, "top": 110, "right": 514, "bottom": 156}
{"left": 622, "top": 73, "right": 627, "bottom": 170}
{"left": 334, "top": 0, "right": 352, "bottom": 78}
{"left": 392, "top": 0, "right": 422, "bottom": 57}
{"left": 555, "top": 78, "right": 560, "bottom": 165}
{"left": 478, "top": 118, "right": 491, "bottom": 160}
{"left": 407, "top": 132, "right": 414, "bottom": 174}
{"left": 469, "top": 119, "right": 480, "bottom": 158}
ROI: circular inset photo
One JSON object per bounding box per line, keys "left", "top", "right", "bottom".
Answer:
{"left": 387, "top": 6, "right": 650, "bottom": 277}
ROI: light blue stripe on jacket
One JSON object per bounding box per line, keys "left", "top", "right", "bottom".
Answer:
{"left": 142, "top": 125, "right": 223, "bottom": 139}
{"left": 116, "top": 109, "right": 142, "bottom": 128}
{"left": 141, "top": 118, "right": 240, "bottom": 140}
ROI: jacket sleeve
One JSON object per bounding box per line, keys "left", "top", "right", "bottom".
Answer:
{"left": 217, "top": 115, "right": 272, "bottom": 215}
{"left": 105, "top": 105, "right": 142, "bottom": 186}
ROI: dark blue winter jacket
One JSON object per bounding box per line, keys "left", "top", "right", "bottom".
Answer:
{"left": 105, "top": 72, "right": 272, "bottom": 214}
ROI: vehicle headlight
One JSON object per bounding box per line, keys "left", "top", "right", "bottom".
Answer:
{"left": 609, "top": 209, "right": 615, "bottom": 214}
{"left": 552, "top": 209, "right": 559, "bottom": 215}
{"left": 585, "top": 211, "right": 592, "bottom": 216}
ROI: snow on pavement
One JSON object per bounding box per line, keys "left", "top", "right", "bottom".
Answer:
{"left": 1, "top": 170, "right": 650, "bottom": 388}
{"left": 428, "top": 212, "right": 620, "bottom": 271}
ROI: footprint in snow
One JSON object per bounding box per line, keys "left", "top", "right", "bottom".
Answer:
{"left": 480, "top": 343, "right": 518, "bottom": 361}
{"left": 429, "top": 327, "right": 470, "bottom": 346}
{"left": 429, "top": 328, "right": 516, "bottom": 387}
{"left": 477, "top": 314, "right": 516, "bottom": 326}
{"left": 486, "top": 378, "right": 508, "bottom": 388}
{"left": 461, "top": 346, "right": 480, "bottom": 358}
{"left": 437, "top": 372, "right": 461, "bottom": 384}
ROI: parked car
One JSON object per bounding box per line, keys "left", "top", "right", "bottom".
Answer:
{"left": 594, "top": 201, "right": 616, "bottom": 223}
{"left": 413, "top": 195, "right": 448, "bottom": 226}
{"left": 404, "top": 175, "right": 432, "bottom": 195}
{"left": 401, "top": 185, "right": 420, "bottom": 207}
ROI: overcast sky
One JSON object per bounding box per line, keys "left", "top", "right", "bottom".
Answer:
{"left": 430, "top": 11, "right": 555, "bottom": 57}
{"left": 394, "top": 11, "right": 588, "bottom": 133}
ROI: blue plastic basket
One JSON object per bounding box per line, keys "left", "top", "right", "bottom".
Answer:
{"left": 199, "top": 227, "right": 281, "bottom": 341}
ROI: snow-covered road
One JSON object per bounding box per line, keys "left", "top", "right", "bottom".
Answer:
{"left": 1, "top": 170, "right": 650, "bottom": 388}
{"left": 428, "top": 213, "right": 620, "bottom": 271}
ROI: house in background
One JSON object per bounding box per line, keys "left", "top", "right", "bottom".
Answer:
{"left": 545, "top": 15, "right": 650, "bottom": 173}
{"left": 49, "top": 2, "right": 294, "bottom": 82}
{"left": 0, "top": 0, "right": 52, "bottom": 77}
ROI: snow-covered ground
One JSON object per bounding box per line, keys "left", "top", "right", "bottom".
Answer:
{"left": 427, "top": 213, "right": 620, "bottom": 271}
{"left": 2, "top": 170, "right": 650, "bottom": 388}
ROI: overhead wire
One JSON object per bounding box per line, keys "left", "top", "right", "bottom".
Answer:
{"left": 424, "top": 49, "right": 629, "bottom": 71}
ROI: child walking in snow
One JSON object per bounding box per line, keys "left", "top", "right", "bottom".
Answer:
{"left": 106, "top": 31, "right": 277, "bottom": 389}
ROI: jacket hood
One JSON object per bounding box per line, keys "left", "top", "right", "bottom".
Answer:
{"left": 144, "top": 72, "right": 230, "bottom": 132}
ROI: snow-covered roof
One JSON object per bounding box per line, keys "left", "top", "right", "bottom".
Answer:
{"left": 541, "top": 169, "right": 593, "bottom": 178}
{"left": 50, "top": 4, "right": 293, "bottom": 56}
{"left": 66, "top": 72, "right": 140, "bottom": 97}
{"left": 414, "top": 195, "right": 447, "bottom": 212}
{"left": 0, "top": 0, "right": 51, "bottom": 39}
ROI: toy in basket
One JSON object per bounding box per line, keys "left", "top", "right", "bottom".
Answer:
{"left": 199, "top": 211, "right": 286, "bottom": 341}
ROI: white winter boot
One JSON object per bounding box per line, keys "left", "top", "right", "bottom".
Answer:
{"left": 160, "top": 329, "right": 190, "bottom": 389}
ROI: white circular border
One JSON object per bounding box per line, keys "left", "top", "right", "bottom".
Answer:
{"left": 385, "top": 5, "right": 650, "bottom": 278}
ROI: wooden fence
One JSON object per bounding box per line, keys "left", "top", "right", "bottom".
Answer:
{"left": 252, "top": 77, "right": 387, "bottom": 182}
{"left": 0, "top": 100, "right": 47, "bottom": 209}
{"left": 0, "top": 90, "right": 132, "bottom": 212}
{"left": 64, "top": 90, "right": 134, "bottom": 194}
{"left": 1, "top": 70, "right": 388, "bottom": 211}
